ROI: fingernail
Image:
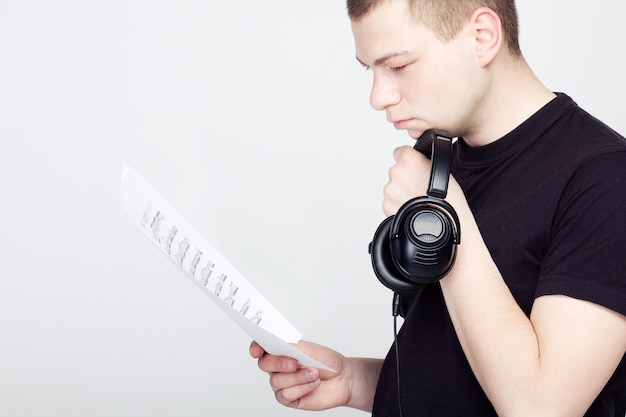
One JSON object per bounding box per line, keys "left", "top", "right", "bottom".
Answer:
{"left": 305, "top": 369, "right": 318, "bottom": 381}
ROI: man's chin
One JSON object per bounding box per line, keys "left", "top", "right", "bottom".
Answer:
{"left": 406, "top": 129, "right": 425, "bottom": 140}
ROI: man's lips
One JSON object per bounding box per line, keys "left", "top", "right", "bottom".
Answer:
{"left": 391, "top": 118, "right": 413, "bottom": 130}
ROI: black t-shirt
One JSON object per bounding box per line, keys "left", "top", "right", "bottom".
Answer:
{"left": 372, "top": 94, "right": 626, "bottom": 416}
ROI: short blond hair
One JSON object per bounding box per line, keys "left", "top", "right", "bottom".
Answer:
{"left": 347, "top": 0, "right": 522, "bottom": 56}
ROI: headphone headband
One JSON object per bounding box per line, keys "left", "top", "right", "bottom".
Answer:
{"left": 413, "top": 130, "right": 453, "bottom": 199}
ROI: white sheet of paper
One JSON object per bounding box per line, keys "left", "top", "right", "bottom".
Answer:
{"left": 119, "top": 164, "right": 334, "bottom": 372}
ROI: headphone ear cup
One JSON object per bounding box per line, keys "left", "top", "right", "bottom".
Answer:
{"left": 390, "top": 198, "right": 459, "bottom": 285}
{"left": 369, "top": 216, "right": 424, "bottom": 293}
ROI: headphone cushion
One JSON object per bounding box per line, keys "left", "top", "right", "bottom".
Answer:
{"left": 370, "top": 216, "right": 424, "bottom": 293}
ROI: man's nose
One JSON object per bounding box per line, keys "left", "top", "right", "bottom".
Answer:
{"left": 370, "top": 73, "right": 400, "bottom": 111}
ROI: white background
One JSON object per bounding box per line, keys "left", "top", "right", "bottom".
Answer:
{"left": 1, "top": 1, "right": 624, "bottom": 416}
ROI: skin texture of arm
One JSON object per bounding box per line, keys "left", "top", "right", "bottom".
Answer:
{"left": 250, "top": 340, "right": 383, "bottom": 412}
{"left": 386, "top": 145, "right": 626, "bottom": 417}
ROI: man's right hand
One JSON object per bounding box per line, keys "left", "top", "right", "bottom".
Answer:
{"left": 249, "top": 340, "right": 382, "bottom": 412}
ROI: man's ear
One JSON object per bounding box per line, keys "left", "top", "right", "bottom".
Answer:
{"left": 470, "top": 7, "right": 503, "bottom": 67}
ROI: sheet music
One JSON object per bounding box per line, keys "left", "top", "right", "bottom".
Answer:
{"left": 119, "top": 164, "right": 333, "bottom": 372}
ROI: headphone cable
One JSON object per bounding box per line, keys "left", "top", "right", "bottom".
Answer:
{"left": 392, "top": 292, "right": 405, "bottom": 417}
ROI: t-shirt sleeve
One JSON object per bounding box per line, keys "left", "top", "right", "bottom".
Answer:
{"left": 536, "top": 151, "right": 626, "bottom": 317}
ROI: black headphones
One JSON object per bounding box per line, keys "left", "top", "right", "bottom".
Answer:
{"left": 368, "top": 130, "right": 461, "bottom": 293}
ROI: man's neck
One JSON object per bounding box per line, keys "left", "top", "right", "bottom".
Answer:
{"left": 462, "top": 56, "right": 556, "bottom": 148}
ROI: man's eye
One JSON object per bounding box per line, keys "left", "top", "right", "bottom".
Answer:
{"left": 390, "top": 64, "right": 408, "bottom": 72}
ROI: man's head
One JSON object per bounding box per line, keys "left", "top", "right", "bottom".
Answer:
{"left": 349, "top": 0, "right": 529, "bottom": 142}
{"left": 347, "top": 0, "right": 521, "bottom": 57}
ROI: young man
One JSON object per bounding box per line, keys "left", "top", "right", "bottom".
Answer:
{"left": 250, "top": 0, "right": 626, "bottom": 415}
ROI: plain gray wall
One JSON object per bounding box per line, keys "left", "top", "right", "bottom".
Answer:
{"left": 1, "top": 1, "right": 624, "bottom": 416}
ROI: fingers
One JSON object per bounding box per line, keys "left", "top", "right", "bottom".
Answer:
{"left": 270, "top": 367, "right": 321, "bottom": 408}
{"left": 250, "top": 341, "right": 299, "bottom": 374}
{"left": 383, "top": 146, "right": 430, "bottom": 216}
{"left": 258, "top": 351, "right": 299, "bottom": 373}
{"left": 392, "top": 145, "right": 415, "bottom": 162}
{"left": 249, "top": 341, "right": 323, "bottom": 409}
{"left": 249, "top": 341, "right": 265, "bottom": 359}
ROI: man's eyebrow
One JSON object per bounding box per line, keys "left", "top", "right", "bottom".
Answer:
{"left": 355, "top": 50, "right": 410, "bottom": 67}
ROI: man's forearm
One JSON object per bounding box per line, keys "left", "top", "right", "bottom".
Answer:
{"left": 439, "top": 211, "right": 626, "bottom": 417}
